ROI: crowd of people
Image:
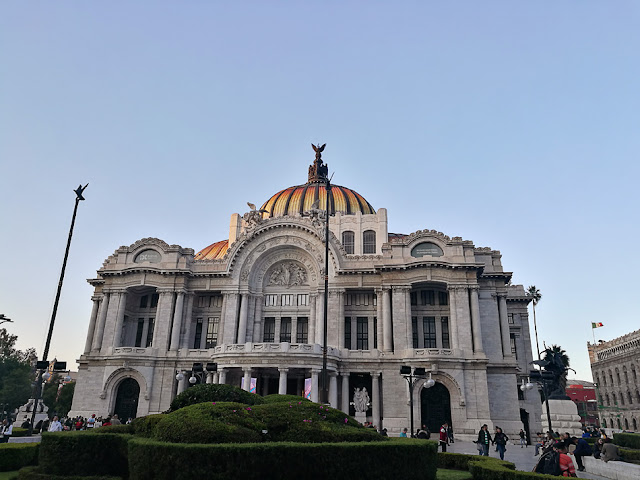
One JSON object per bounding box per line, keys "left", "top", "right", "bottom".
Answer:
{"left": 0, "top": 413, "right": 132, "bottom": 440}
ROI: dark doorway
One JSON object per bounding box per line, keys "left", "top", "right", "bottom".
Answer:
{"left": 420, "top": 382, "right": 451, "bottom": 434}
{"left": 520, "top": 408, "right": 531, "bottom": 445}
{"left": 114, "top": 378, "right": 140, "bottom": 421}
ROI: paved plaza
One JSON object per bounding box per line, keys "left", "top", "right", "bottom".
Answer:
{"left": 445, "top": 440, "right": 609, "bottom": 480}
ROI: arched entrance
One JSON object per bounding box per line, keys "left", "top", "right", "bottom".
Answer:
{"left": 420, "top": 382, "right": 451, "bottom": 434}
{"left": 114, "top": 378, "right": 140, "bottom": 421}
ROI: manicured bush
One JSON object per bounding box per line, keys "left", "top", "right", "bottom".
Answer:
{"left": 17, "top": 466, "right": 121, "bottom": 480}
{"left": 438, "top": 452, "right": 489, "bottom": 471}
{"left": 95, "top": 424, "right": 133, "bottom": 434}
{"left": 128, "top": 437, "right": 437, "bottom": 480}
{"left": 261, "top": 394, "right": 311, "bottom": 404}
{"left": 130, "top": 414, "right": 165, "bottom": 438}
{"left": 620, "top": 447, "right": 640, "bottom": 464}
{"left": 468, "top": 457, "right": 563, "bottom": 479}
{"left": 0, "top": 443, "right": 39, "bottom": 472}
{"left": 169, "top": 384, "right": 264, "bottom": 411}
{"left": 154, "top": 400, "right": 382, "bottom": 445}
{"left": 11, "top": 428, "right": 29, "bottom": 438}
{"left": 614, "top": 432, "right": 640, "bottom": 449}
{"left": 38, "top": 432, "right": 129, "bottom": 478}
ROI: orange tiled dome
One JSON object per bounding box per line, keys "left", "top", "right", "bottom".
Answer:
{"left": 194, "top": 239, "right": 229, "bottom": 260}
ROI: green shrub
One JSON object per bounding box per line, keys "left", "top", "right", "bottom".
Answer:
{"left": 17, "top": 466, "right": 121, "bottom": 480}
{"left": 0, "top": 443, "right": 39, "bottom": 472}
{"left": 620, "top": 447, "right": 640, "bottom": 464}
{"left": 130, "top": 414, "right": 165, "bottom": 438}
{"left": 261, "top": 394, "right": 311, "bottom": 404}
{"left": 128, "top": 437, "right": 437, "bottom": 480}
{"left": 169, "top": 384, "right": 264, "bottom": 411}
{"left": 468, "top": 457, "right": 566, "bottom": 479}
{"left": 154, "top": 400, "right": 382, "bottom": 445}
{"left": 38, "top": 432, "right": 129, "bottom": 478}
{"left": 614, "top": 432, "right": 640, "bottom": 449}
{"left": 438, "top": 452, "right": 489, "bottom": 471}
{"left": 94, "top": 424, "right": 133, "bottom": 434}
{"left": 11, "top": 428, "right": 29, "bottom": 438}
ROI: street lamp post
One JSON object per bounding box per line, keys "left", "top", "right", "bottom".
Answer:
{"left": 28, "top": 184, "right": 87, "bottom": 435}
{"left": 320, "top": 178, "right": 331, "bottom": 405}
{"left": 529, "top": 369, "right": 554, "bottom": 433}
{"left": 400, "top": 366, "right": 433, "bottom": 437}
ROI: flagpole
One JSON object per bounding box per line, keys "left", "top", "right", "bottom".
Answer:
{"left": 592, "top": 323, "right": 596, "bottom": 344}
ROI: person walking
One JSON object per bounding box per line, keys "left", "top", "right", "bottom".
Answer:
{"left": 519, "top": 429, "right": 527, "bottom": 448}
{"left": 476, "top": 424, "right": 492, "bottom": 456}
{"left": 439, "top": 422, "right": 449, "bottom": 452}
{"left": 493, "top": 427, "right": 509, "bottom": 460}
{"left": 447, "top": 424, "right": 454, "bottom": 443}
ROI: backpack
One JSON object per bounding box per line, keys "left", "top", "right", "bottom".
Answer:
{"left": 541, "top": 451, "right": 561, "bottom": 476}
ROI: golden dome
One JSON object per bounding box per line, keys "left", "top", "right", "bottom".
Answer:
{"left": 194, "top": 239, "right": 228, "bottom": 260}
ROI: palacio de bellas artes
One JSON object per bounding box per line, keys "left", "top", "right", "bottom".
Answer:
{"left": 70, "top": 145, "right": 541, "bottom": 440}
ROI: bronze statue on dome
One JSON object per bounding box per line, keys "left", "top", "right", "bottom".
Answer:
{"left": 308, "top": 143, "right": 328, "bottom": 182}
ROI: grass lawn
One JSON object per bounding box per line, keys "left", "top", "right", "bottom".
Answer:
{"left": 436, "top": 468, "right": 472, "bottom": 480}
{"left": 0, "top": 472, "right": 18, "bottom": 480}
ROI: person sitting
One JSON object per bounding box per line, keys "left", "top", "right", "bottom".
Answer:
{"left": 556, "top": 441, "right": 577, "bottom": 477}
{"left": 600, "top": 439, "right": 621, "bottom": 463}
{"left": 570, "top": 436, "right": 592, "bottom": 472}
{"left": 399, "top": 427, "right": 408, "bottom": 438}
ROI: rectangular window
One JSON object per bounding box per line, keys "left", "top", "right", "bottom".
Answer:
{"left": 342, "top": 231, "right": 355, "bottom": 254}
{"left": 441, "top": 317, "right": 450, "bottom": 349}
{"left": 356, "top": 317, "right": 369, "bottom": 350}
{"left": 510, "top": 333, "right": 518, "bottom": 359}
{"left": 373, "top": 317, "right": 378, "bottom": 349}
{"left": 421, "top": 290, "right": 435, "bottom": 305}
{"left": 139, "top": 295, "right": 148, "bottom": 309}
{"left": 412, "top": 316, "right": 419, "bottom": 348}
{"left": 135, "top": 319, "right": 145, "bottom": 347}
{"left": 264, "top": 294, "right": 278, "bottom": 307}
{"left": 363, "top": 230, "right": 376, "bottom": 254}
{"left": 150, "top": 293, "right": 159, "bottom": 308}
{"left": 508, "top": 313, "right": 514, "bottom": 324}
{"left": 145, "top": 318, "right": 155, "bottom": 347}
{"left": 281, "top": 294, "right": 295, "bottom": 306}
{"left": 423, "top": 316, "right": 436, "bottom": 348}
{"left": 280, "top": 317, "right": 292, "bottom": 342}
{"left": 438, "top": 291, "right": 448, "bottom": 306}
{"left": 209, "top": 296, "right": 223, "bottom": 308}
{"left": 344, "top": 317, "right": 351, "bottom": 350}
{"left": 205, "top": 317, "right": 219, "bottom": 348}
{"left": 410, "top": 292, "right": 417, "bottom": 305}
{"left": 296, "top": 317, "right": 308, "bottom": 343}
{"left": 193, "top": 318, "right": 203, "bottom": 349}
{"left": 263, "top": 318, "right": 275, "bottom": 342}
{"left": 297, "top": 294, "right": 309, "bottom": 306}
{"left": 198, "top": 296, "right": 207, "bottom": 308}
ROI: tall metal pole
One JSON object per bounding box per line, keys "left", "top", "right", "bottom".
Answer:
{"left": 28, "top": 184, "right": 87, "bottom": 435}
{"left": 321, "top": 179, "right": 331, "bottom": 404}
{"left": 407, "top": 376, "right": 415, "bottom": 437}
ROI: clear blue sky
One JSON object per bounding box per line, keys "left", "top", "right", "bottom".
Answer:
{"left": 1, "top": 2, "right": 639, "bottom": 382}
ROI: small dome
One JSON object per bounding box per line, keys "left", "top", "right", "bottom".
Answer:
{"left": 194, "top": 240, "right": 228, "bottom": 260}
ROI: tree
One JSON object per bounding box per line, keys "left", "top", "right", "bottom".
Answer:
{"left": 0, "top": 328, "right": 37, "bottom": 414}
{"left": 543, "top": 344, "right": 571, "bottom": 397}
{"left": 41, "top": 374, "right": 75, "bottom": 418}
{"left": 526, "top": 285, "right": 542, "bottom": 360}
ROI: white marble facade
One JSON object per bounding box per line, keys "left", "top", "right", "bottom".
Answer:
{"left": 70, "top": 153, "right": 542, "bottom": 439}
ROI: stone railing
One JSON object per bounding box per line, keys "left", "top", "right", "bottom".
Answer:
{"left": 213, "top": 342, "right": 340, "bottom": 357}
{"left": 582, "top": 456, "right": 640, "bottom": 480}
{"left": 112, "top": 347, "right": 152, "bottom": 355}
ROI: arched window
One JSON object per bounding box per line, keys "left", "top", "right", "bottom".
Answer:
{"left": 617, "top": 418, "right": 621, "bottom": 429}
{"left": 612, "top": 393, "right": 617, "bottom": 405}
{"left": 628, "top": 391, "right": 633, "bottom": 405}
{"left": 605, "top": 394, "right": 610, "bottom": 406}
{"left": 636, "top": 390, "right": 640, "bottom": 403}
{"left": 632, "top": 366, "right": 637, "bottom": 382}
{"left": 623, "top": 366, "right": 629, "bottom": 384}
{"left": 342, "top": 231, "right": 355, "bottom": 254}
{"left": 625, "top": 418, "right": 629, "bottom": 430}
{"left": 620, "top": 392, "right": 625, "bottom": 405}
{"left": 595, "top": 373, "right": 600, "bottom": 386}
{"left": 633, "top": 418, "right": 637, "bottom": 431}
{"left": 602, "top": 371, "right": 607, "bottom": 386}
{"left": 616, "top": 368, "right": 621, "bottom": 385}
{"left": 602, "top": 418, "right": 607, "bottom": 428}
{"left": 363, "top": 230, "right": 376, "bottom": 254}
{"left": 609, "top": 370, "right": 614, "bottom": 385}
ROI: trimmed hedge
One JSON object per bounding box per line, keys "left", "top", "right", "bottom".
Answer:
{"left": 620, "top": 447, "right": 640, "bottom": 464}
{"left": 130, "top": 414, "right": 165, "bottom": 438}
{"left": 94, "top": 424, "right": 134, "bottom": 435}
{"left": 128, "top": 437, "right": 437, "bottom": 480}
{"left": 39, "top": 432, "right": 129, "bottom": 478}
{"left": 614, "top": 432, "right": 640, "bottom": 449}
{"left": 0, "top": 443, "right": 39, "bottom": 472}
{"left": 17, "top": 466, "right": 121, "bottom": 480}
{"left": 169, "top": 384, "right": 264, "bottom": 411}
{"left": 468, "top": 456, "right": 567, "bottom": 480}
{"left": 11, "top": 428, "right": 29, "bottom": 438}
{"left": 154, "top": 401, "right": 382, "bottom": 445}
{"left": 261, "top": 394, "right": 311, "bottom": 404}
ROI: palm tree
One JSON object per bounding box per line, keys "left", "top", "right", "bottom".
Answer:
{"left": 543, "top": 344, "right": 571, "bottom": 394}
{"left": 526, "top": 285, "right": 542, "bottom": 360}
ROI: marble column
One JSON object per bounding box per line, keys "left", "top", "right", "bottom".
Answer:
{"left": 91, "top": 293, "right": 110, "bottom": 352}
{"left": 252, "top": 295, "right": 263, "bottom": 343}
{"left": 152, "top": 291, "right": 174, "bottom": 351}
{"left": 329, "top": 373, "right": 338, "bottom": 408}
{"left": 469, "top": 286, "right": 484, "bottom": 353}
{"left": 308, "top": 294, "right": 317, "bottom": 344}
{"left": 375, "top": 289, "right": 384, "bottom": 351}
{"left": 382, "top": 287, "right": 392, "bottom": 352}
{"left": 338, "top": 290, "right": 345, "bottom": 349}
{"left": 242, "top": 367, "right": 252, "bottom": 392}
{"left": 84, "top": 296, "right": 101, "bottom": 354}
{"left": 112, "top": 291, "right": 128, "bottom": 347}
{"left": 218, "top": 368, "right": 227, "bottom": 385}
{"left": 180, "top": 293, "right": 195, "bottom": 349}
{"left": 311, "top": 369, "right": 320, "bottom": 403}
{"left": 212, "top": 372, "right": 219, "bottom": 384}
{"left": 497, "top": 293, "right": 511, "bottom": 358}
{"left": 206, "top": 372, "right": 213, "bottom": 384}
{"left": 237, "top": 293, "right": 249, "bottom": 343}
{"left": 447, "top": 286, "right": 459, "bottom": 350}
{"left": 371, "top": 372, "right": 381, "bottom": 430}
{"left": 392, "top": 286, "right": 410, "bottom": 352}
{"left": 170, "top": 292, "right": 185, "bottom": 351}
{"left": 99, "top": 291, "right": 121, "bottom": 351}
{"left": 341, "top": 372, "right": 350, "bottom": 413}
{"left": 278, "top": 368, "right": 288, "bottom": 395}
{"left": 405, "top": 287, "right": 413, "bottom": 350}
{"left": 177, "top": 374, "right": 188, "bottom": 395}
{"left": 222, "top": 293, "right": 239, "bottom": 344}
{"left": 452, "top": 286, "right": 473, "bottom": 352}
